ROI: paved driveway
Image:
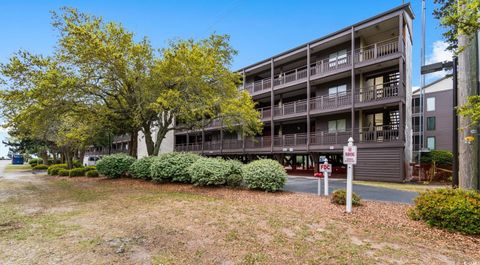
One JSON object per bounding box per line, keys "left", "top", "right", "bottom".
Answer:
{"left": 285, "top": 176, "right": 418, "bottom": 204}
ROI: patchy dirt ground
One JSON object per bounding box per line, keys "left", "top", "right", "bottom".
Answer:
{"left": 0, "top": 173, "right": 479, "bottom": 265}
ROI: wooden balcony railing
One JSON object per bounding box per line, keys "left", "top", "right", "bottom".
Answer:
{"left": 354, "top": 81, "right": 399, "bottom": 103}
{"left": 273, "top": 133, "right": 308, "bottom": 147}
{"left": 174, "top": 125, "right": 402, "bottom": 152}
{"left": 355, "top": 125, "right": 401, "bottom": 143}
{"left": 310, "top": 92, "right": 351, "bottom": 111}
{"left": 245, "top": 136, "right": 271, "bottom": 149}
{"left": 258, "top": 107, "right": 272, "bottom": 119}
{"left": 238, "top": 38, "right": 400, "bottom": 96}
{"left": 310, "top": 54, "right": 352, "bottom": 76}
{"left": 354, "top": 37, "right": 399, "bottom": 63}
{"left": 273, "top": 99, "right": 308, "bottom": 117}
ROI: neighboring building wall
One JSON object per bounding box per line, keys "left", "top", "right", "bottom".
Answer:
{"left": 137, "top": 128, "right": 174, "bottom": 158}
{"left": 412, "top": 76, "right": 453, "bottom": 153}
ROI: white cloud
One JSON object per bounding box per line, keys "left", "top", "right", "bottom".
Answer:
{"left": 425, "top": 41, "right": 453, "bottom": 81}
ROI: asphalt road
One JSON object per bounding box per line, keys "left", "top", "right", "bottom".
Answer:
{"left": 284, "top": 176, "right": 418, "bottom": 204}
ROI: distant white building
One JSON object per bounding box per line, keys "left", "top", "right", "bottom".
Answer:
{"left": 137, "top": 127, "right": 174, "bottom": 158}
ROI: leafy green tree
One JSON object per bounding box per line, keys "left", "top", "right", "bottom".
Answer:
{"left": 148, "top": 35, "right": 262, "bottom": 156}
{"left": 1, "top": 7, "right": 262, "bottom": 160}
{"left": 458, "top": 96, "right": 480, "bottom": 127}
{"left": 433, "top": 0, "right": 480, "bottom": 52}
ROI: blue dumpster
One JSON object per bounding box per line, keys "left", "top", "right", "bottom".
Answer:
{"left": 12, "top": 154, "right": 24, "bottom": 165}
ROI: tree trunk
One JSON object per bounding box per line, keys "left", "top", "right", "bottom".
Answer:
{"left": 129, "top": 130, "right": 138, "bottom": 158}
{"left": 458, "top": 34, "right": 479, "bottom": 190}
{"left": 153, "top": 127, "right": 169, "bottom": 156}
{"left": 40, "top": 148, "right": 49, "bottom": 166}
{"left": 78, "top": 147, "right": 86, "bottom": 167}
{"left": 143, "top": 126, "right": 155, "bottom": 157}
{"left": 64, "top": 149, "right": 73, "bottom": 169}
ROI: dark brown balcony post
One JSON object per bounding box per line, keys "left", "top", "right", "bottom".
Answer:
{"left": 399, "top": 102, "right": 404, "bottom": 141}
{"left": 242, "top": 70, "right": 246, "bottom": 89}
{"left": 398, "top": 12, "right": 404, "bottom": 54}
{"left": 350, "top": 26, "right": 356, "bottom": 138}
{"left": 306, "top": 43, "right": 311, "bottom": 151}
{"left": 220, "top": 120, "right": 223, "bottom": 155}
{"left": 270, "top": 58, "right": 275, "bottom": 153}
{"left": 201, "top": 122, "right": 205, "bottom": 155}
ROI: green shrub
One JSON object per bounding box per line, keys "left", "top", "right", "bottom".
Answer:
{"left": 188, "top": 157, "right": 231, "bottom": 186}
{"left": 69, "top": 167, "right": 86, "bottom": 177}
{"left": 84, "top": 165, "right": 96, "bottom": 171}
{"left": 129, "top": 156, "right": 157, "bottom": 180}
{"left": 73, "top": 160, "right": 82, "bottom": 168}
{"left": 85, "top": 170, "right": 99, "bottom": 177}
{"left": 420, "top": 150, "right": 453, "bottom": 166}
{"left": 96, "top": 154, "right": 136, "bottom": 179}
{"left": 150, "top": 152, "right": 201, "bottom": 183}
{"left": 32, "top": 164, "right": 48, "bottom": 170}
{"left": 331, "top": 189, "right": 362, "bottom": 206}
{"left": 58, "top": 169, "right": 70, "bottom": 176}
{"left": 29, "top": 158, "right": 40, "bottom": 165}
{"left": 224, "top": 159, "right": 243, "bottom": 187}
{"left": 408, "top": 188, "right": 480, "bottom": 235}
{"left": 242, "top": 159, "right": 287, "bottom": 192}
{"left": 48, "top": 164, "right": 68, "bottom": 175}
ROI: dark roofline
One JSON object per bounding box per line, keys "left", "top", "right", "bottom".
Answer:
{"left": 412, "top": 74, "right": 453, "bottom": 94}
{"left": 236, "top": 3, "right": 414, "bottom": 72}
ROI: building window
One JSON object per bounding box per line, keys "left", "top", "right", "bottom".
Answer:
{"left": 427, "top": 117, "right": 436, "bottom": 131}
{"left": 329, "top": 49, "right": 347, "bottom": 67}
{"left": 328, "top": 119, "right": 346, "bottom": 133}
{"left": 328, "top": 84, "right": 347, "bottom": 97}
{"left": 427, "top": 137, "right": 436, "bottom": 150}
{"left": 427, "top": 97, "right": 435, "bottom": 111}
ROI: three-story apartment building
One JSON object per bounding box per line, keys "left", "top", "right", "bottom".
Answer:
{"left": 174, "top": 4, "right": 414, "bottom": 182}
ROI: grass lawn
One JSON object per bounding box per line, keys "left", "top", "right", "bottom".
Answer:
{"left": 0, "top": 175, "right": 478, "bottom": 264}
{"left": 353, "top": 180, "right": 449, "bottom": 193}
{"left": 4, "top": 164, "right": 32, "bottom": 171}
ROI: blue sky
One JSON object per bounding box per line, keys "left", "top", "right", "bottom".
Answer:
{"left": 0, "top": 0, "right": 451, "bottom": 157}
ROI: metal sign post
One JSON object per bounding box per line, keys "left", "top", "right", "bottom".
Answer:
{"left": 343, "top": 137, "right": 357, "bottom": 213}
{"left": 320, "top": 159, "right": 332, "bottom": 196}
{"left": 317, "top": 174, "right": 321, "bottom": 196}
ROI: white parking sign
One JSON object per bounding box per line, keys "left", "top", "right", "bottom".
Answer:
{"left": 343, "top": 145, "right": 357, "bottom": 165}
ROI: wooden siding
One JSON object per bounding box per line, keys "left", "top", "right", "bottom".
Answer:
{"left": 355, "top": 147, "right": 404, "bottom": 182}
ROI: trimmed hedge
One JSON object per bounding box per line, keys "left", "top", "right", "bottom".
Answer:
{"left": 408, "top": 188, "right": 480, "bottom": 235}
{"left": 69, "top": 167, "right": 86, "bottom": 177}
{"left": 58, "top": 169, "right": 70, "bottom": 176}
{"left": 420, "top": 150, "right": 453, "bottom": 166}
{"left": 150, "top": 153, "right": 201, "bottom": 183}
{"left": 96, "top": 154, "right": 136, "bottom": 179}
{"left": 242, "top": 159, "right": 287, "bottom": 192}
{"left": 48, "top": 164, "right": 68, "bottom": 175}
{"left": 129, "top": 156, "right": 157, "bottom": 180}
{"left": 86, "top": 170, "right": 99, "bottom": 177}
{"left": 331, "top": 189, "right": 362, "bottom": 206}
{"left": 84, "top": 165, "right": 96, "bottom": 171}
{"left": 189, "top": 158, "right": 230, "bottom": 186}
{"left": 33, "top": 164, "right": 48, "bottom": 170}
{"left": 224, "top": 159, "right": 244, "bottom": 187}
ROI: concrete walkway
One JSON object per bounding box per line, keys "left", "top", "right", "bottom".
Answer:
{"left": 285, "top": 176, "right": 418, "bottom": 204}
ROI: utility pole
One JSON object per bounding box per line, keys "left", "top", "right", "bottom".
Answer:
{"left": 418, "top": 0, "right": 426, "bottom": 179}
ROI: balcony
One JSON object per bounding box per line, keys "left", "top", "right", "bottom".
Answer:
{"left": 354, "top": 37, "right": 399, "bottom": 64}
{"left": 354, "top": 81, "right": 400, "bottom": 104}
{"left": 174, "top": 125, "right": 401, "bottom": 152}
{"left": 238, "top": 38, "right": 401, "bottom": 96}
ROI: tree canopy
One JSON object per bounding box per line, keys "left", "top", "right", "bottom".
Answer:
{"left": 434, "top": 0, "right": 480, "bottom": 52}
{"left": 0, "top": 7, "right": 262, "bottom": 161}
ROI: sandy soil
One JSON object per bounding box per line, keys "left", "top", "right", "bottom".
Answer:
{"left": 0, "top": 172, "right": 478, "bottom": 265}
